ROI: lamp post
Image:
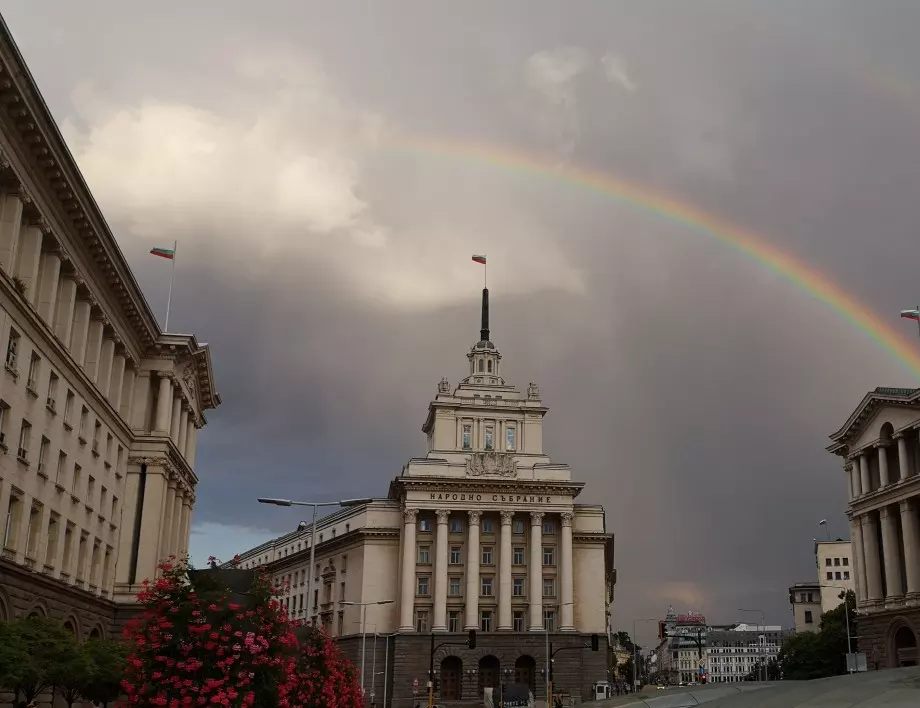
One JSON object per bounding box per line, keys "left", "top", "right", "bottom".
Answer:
{"left": 632, "top": 618, "right": 656, "bottom": 692}
{"left": 341, "top": 600, "right": 394, "bottom": 696}
{"left": 257, "top": 496, "right": 372, "bottom": 625}
{"left": 818, "top": 519, "right": 831, "bottom": 541}
{"left": 545, "top": 601, "right": 574, "bottom": 702}
{"left": 737, "top": 608, "right": 766, "bottom": 682}
{"left": 821, "top": 584, "right": 853, "bottom": 669}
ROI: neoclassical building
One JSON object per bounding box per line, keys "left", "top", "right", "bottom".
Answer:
{"left": 826, "top": 387, "right": 920, "bottom": 668}
{"left": 0, "top": 13, "right": 220, "bottom": 643}
{"left": 235, "top": 288, "right": 614, "bottom": 704}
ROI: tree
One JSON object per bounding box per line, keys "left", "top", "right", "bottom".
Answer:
{"left": 286, "top": 625, "right": 363, "bottom": 707}
{"left": 1, "top": 616, "right": 81, "bottom": 705}
{"left": 778, "top": 590, "right": 856, "bottom": 680}
{"left": 81, "top": 638, "right": 128, "bottom": 707}
{"left": 50, "top": 641, "right": 93, "bottom": 708}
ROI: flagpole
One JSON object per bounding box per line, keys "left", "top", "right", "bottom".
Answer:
{"left": 916, "top": 304, "right": 920, "bottom": 342}
{"left": 484, "top": 254, "right": 487, "bottom": 289}
{"left": 164, "top": 239, "right": 177, "bottom": 332}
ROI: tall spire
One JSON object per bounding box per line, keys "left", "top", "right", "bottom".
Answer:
{"left": 480, "top": 287, "right": 490, "bottom": 342}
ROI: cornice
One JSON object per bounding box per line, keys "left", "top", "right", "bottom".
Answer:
{"left": 573, "top": 532, "right": 612, "bottom": 544}
{"left": 392, "top": 475, "right": 586, "bottom": 497}
{"left": 262, "top": 528, "right": 400, "bottom": 572}
{"left": 827, "top": 389, "right": 920, "bottom": 450}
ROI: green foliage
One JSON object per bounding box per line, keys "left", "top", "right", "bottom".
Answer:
{"left": 81, "top": 638, "right": 129, "bottom": 707}
{"left": 0, "top": 620, "right": 28, "bottom": 690}
{"left": 0, "top": 616, "right": 78, "bottom": 703}
{"left": 778, "top": 590, "right": 856, "bottom": 680}
{"left": 50, "top": 641, "right": 93, "bottom": 708}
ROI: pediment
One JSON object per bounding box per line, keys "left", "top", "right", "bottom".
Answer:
{"left": 827, "top": 387, "right": 920, "bottom": 454}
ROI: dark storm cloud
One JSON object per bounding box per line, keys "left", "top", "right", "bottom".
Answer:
{"left": 2, "top": 0, "right": 919, "bottom": 641}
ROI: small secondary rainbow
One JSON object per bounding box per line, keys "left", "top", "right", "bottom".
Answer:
{"left": 387, "top": 136, "right": 920, "bottom": 381}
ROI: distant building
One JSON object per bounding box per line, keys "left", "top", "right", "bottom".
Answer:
{"left": 815, "top": 540, "right": 855, "bottom": 610}
{"left": 788, "top": 581, "right": 822, "bottom": 633}
{"left": 826, "top": 387, "right": 920, "bottom": 669}
{"left": 653, "top": 607, "right": 708, "bottom": 684}
{"left": 706, "top": 624, "right": 790, "bottom": 683}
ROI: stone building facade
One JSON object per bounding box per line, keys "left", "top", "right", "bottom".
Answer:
{"left": 235, "top": 288, "right": 614, "bottom": 705}
{"left": 0, "top": 11, "right": 220, "bottom": 647}
{"left": 827, "top": 387, "right": 920, "bottom": 668}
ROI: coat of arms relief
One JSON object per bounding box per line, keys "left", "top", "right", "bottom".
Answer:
{"left": 466, "top": 451, "right": 518, "bottom": 478}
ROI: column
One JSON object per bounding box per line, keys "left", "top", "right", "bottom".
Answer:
{"left": 852, "top": 517, "right": 867, "bottom": 603}
{"left": 51, "top": 513, "right": 67, "bottom": 578}
{"left": 53, "top": 276, "right": 77, "bottom": 343}
{"left": 131, "top": 371, "right": 153, "bottom": 430}
{"left": 862, "top": 514, "right": 884, "bottom": 602}
{"left": 498, "top": 510, "right": 513, "bottom": 631}
{"left": 178, "top": 495, "right": 193, "bottom": 558}
{"left": 0, "top": 192, "right": 24, "bottom": 272}
{"left": 846, "top": 463, "right": 858, "bottom": 500}
{"left": 859, "top": 454, "right": 870, "bottom": 495}
{"left": 154, "top": 374, "right": 174, "bottom": 433}
{"left": 84, "top": 317, "right": 104, "bottom": 380}
{"left": 398, "top": 509, "right": 418, "bottom": 632}
{"left": 14, "top": 225, "right": 42, "bottom": 301}
{"left": 896, "top": 434, "right": 911, "bottom": 482}
{"left": 877, "top": 444, "right": 890, "bottom": 488}
{"left": 464, "top": 511, "right": 481, "bottom": 630}
{"left": 97, "top": 337, "right": 115, "bottom": 396}
{"left": 170, "top": 395, "right": 182, "bottom": 444}
{"left": 135, "top": 469, "right": 167, "bottom": 582}
{"left": 120, "top": 365, "right": 137, "bottom": 420}
{"left": 178, "top": 406, "right": 189, "bottom": 454}
{"left": 0, "top": 482, "right": 10, "bottom": 549}
{"left": 529, "top": 511, "right": 544, "bottom": 631}
{"left": 108, "top": 354, "right": 126, "bottom": 410}
{"left": 433, "top": 509, "right": 450, "bottom": 632}
{"left": 880, "top": 505, "right": 904, "bottom": 600}
{"left": 900, "top": 499, "right": 920, "bottom": 597}
{"left": 160, "top": 479, "right": 177, "bottom": 561}
{"left": 36, "top": 250, "right": 62, "bottom": 324}
{"left": 168, "top": 488, "right": 183, "bottom": 558}
{"left": 185, "top": 421, "right": 199, "bottom": 467}
{"left": 560, "top": 512, "right": 575, "bottom": 631}
{"left": 70, "top": 300, "right": 92, "bottom": 365}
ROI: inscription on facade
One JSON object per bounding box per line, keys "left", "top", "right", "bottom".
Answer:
{"left": 429, "top": 492, "right": 553, "bottom": 504}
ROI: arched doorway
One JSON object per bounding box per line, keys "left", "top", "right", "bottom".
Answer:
{"left": 514, "top": 655, "right": 536, "bottom": 693}
{"left": 478, "top": 655, "right": 500, "bottom": 697}
{"left": 440, "top": 656, "right": 463, "bottom": 700}
{"left": 893, "top": 625, "right": 918, "bottom": 667}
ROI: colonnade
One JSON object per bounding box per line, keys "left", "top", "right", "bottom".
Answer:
{"left": 397, "top": 508, "right": 576, "bottom": 633}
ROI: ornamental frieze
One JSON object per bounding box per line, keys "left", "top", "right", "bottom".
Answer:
{"left": 466, "top": 451, "right": 517, "bottom": 478}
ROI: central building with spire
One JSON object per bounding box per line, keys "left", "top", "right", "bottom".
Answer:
{"left": 231, "top": 287, "right": 615, "bottom": 704}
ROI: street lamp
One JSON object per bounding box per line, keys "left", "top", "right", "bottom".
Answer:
{"left": 821, "top": 584, "right": 854, "bottom": 669}
{"left": 737, "top": 609, "right": 767, "bottom": 682}
{"left": 341, "top": 600, "right": 394, "bottom": 696}
{"left": 633, "top": 618, "right": 656, "bottom": 691}
{"left": 545, "top": 601, "right": 574, "bottom": 703}
{"left": 257, "top": 496, "right": 373, "bottom": 627}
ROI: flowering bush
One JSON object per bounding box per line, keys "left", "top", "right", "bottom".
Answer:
{"left": 121, "top": 555, "right": 363, "bottom": 707}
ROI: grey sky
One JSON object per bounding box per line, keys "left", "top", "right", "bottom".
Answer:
{"left": 3, "top": 0, "right": 920, "bottom": 646}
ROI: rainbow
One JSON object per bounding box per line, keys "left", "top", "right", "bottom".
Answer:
{"left": 387, "top": 137, "right": 920, "bottom": 381}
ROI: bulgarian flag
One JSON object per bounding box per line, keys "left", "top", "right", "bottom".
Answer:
{"left": 150, "top": 246, "right": 175, "bottom": 260}
{"left": 901, "top": 309, "right": 920, "bottom": 321}
{"left": 472, "top": 254, "right": 487, "bottom": 265}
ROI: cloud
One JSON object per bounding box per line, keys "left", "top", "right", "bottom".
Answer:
{"left": 600, "top": 53, "right": 638, "bottom": 92}
{"left": 523, "top": 46, "right": 592, "bottom": 156}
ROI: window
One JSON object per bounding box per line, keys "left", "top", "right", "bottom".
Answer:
{"left": 462, "top": 424, "right": 472, "bottom": 450}
{"left": 835, "top": 571, "right": 841, "bottom": 580}
{"left": 543, "top": 609, "right": 555, "bottom": 632}
{"left": 449, "top": 577, "right": 462, "bottom": 596}
{"left": 481, "top": 576, "right": 493, "bottom": 596}
{"left": 487, "top": 360, "right": 492, "bottom": 373}
{"left": 481, "top": 546, "right": 493, "bottom": 565}
{"left": 825, "top": 558, "right": 831, "bottom": 566}
{"left": 79, "top": 407, "right": 88, "bottom": 440}
{"left": 3, "top": 493, "right": 20, "bottom": 548}
{"left": 804, "top": 611, "right": 813, "bottom": 624}
{"left": 47, "top": 372, "right": 59, "bottom": 410}
{"left": 25, "top": 503, "right": 41, "bottom": 559}
{"left": 843, "top": 557, "right": 849, "bottom": 566}
{"left": 834, "top": 557, "right": 841, "bottom": 566}
{"left": 342, "top": 554, "right": 347, "bottom": 572}
{"left": 513, "top": 578, "right": 525, "bottom": 596}
{"left": 513, "top": 547, "right": 525, "bottom": 565}
{"left": 64, "top": 391, "right": 75, "bottom": 428}
{"left": 826, "top": 572, "right": 832, "bottom": 580}
{"left": 513, "top": 518, "right": 525, "bottom": 534}
{"left": 76, "top": 533, "right": 88, "bottom": 580}
{"left": 543, "top": 546, "right": 555, "bottom": 566}
{"left": 480, "top": 611, "right": 493, "bottom": 632}
{"left": 418, "top": 518, "right": 431, "bottom": 532}
{"left": 73, "top": 464, "right": 82, "bottom": 495}
{"left": 45, "top": 514, "right": 59, "bottom": 566}
{"left": 26, "top": 352, "right": 39, "bottom": 391}
{"left": 415, "top": 610, "right": 429, "bottom": 633}
{"left": 17, "top": 419, "right": 31, "bottom": 462}
{"left": 417, "top": 576, "right": 430, "bottom": 596}
{"left": 448, "top": 611, "right": 462, "bottom": 633}
{"left": 100, "top": 487, "right": 108, "bottom": 517}
{"left": 450, "top": 518, "right": 463, "bottom": 533}
{"left": 844, "top": 571, "right": 850, "bottom": 580}
{"left": 512, "top": 611, "right": 525, "bottom": 632}
{"left": 543, "top": 577, "right": 555, "bottom": 597}
{"left": 506, "top": 426, "right": 516, "bottom": 451}
{"left": 0, "top": 400, "right": 8, "bottom": 448}
{"left": 418, "top": 545, "right": 431, "bottom": 564}
{"left": 5, "top": 328, "right": 19, "bottom": 370}
{"left": 56, "top": 452, "right": 66, "bottom": 484}
{"left": 478, "top": 359, "right": 484, "bottom": 373}
{"left": 450, "top": 546, "right": 462, "bottom": 564}
{"left": 481, "top": 517, "right": 494, "bottom": 534}
{"left": 92, "top": 421, "right": 102, "bottom": 453}
{"left": 87, "top": 476, "right": 96, "bottom": 507}
{"left": 484, "top": 425, "right": 494, "bottom": 450}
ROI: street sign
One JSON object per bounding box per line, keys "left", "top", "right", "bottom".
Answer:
{"left": 698, "top": 659, "right": 705, "bottom": 668}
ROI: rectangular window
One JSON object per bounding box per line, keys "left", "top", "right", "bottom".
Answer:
{"left": 512, "top": 611, "right": 525, "bottom": 632}
{"left": 5, "top": 328, "right": 19, "bottom": 370}
{"left": 45, "top": 514, "right": 59, "bottom": 567}
{"left": 73, "top": 464, "right": 82, "bottom": 495}
{"left": 47, "top": 372, "right": 59, "bottom": 410}
{"left": 543, "top": 546, "right": 555, "bottom": 566}
{"left": 62, "top": 525, "right": 74, "bottom": 574}
{"left": 37, "top": 436, "right": 49, "bottom": 473}
{"left": 506, "top": 426, "right": 516, "bottom": 451}
{"left": 481, "top": 576, "right": 493, "bottom": 596}
{"left": 843, "top": 571, "right": 850, "bottom": 580}
{"left": 87, "top": 476, "right": 96, "bottom": 507}
{"left": 17, "top": 419, "right": 31, "bottom": 462}
{"left": 804, "top": 611, "right": 813, "bottom": 624}
{"left": 3, "top": 494, "right": 20, "bottom": 549}
{"left": 826, "top": 571, "right": 832, "bottom": 580}
{"left": 835, "top": 571, "right": 841, "bottom": 580}
{"left": 480, "top": 611, "right": 493, "bottom": 632}
{"left": 449, "top": 577, "right": 462, "bottom": 596}
{"left": 448, "top": 611, "right": 462, "bottom": 633}
{"left": 825, "top": 558, "right": 832, "bottom": 566}
{"left": 843, "top": 557, "right": 849, "bottom": 566}
{"left": 92, "top": 421, "right": 102, "bottom": 453}
{"left": 542, "top": 519, "right": 555, "bottom": 535}
{"left": 513, "top": 518, "right": 525, "bottom": 534}
{"left": 64, "top": 391, "right": 74, "bottom": 427}
{"left": 481, "top": 546, "right": 493, "bottom": 565}
{"left": 100, "top": 487, "right": 108, "bottom": 518}
{"left": 418, "top": 545, "right": 431, "bottom": 564}
{"left": 415, "top": 610, "right": 429, "bottom": 633}
{"left": 418, "top": 518, "right": 431, "bottom": 532}
{"left": 25, "top": 503, "right": 41, "bottom": 559}
{"left": 27, "top": 352, "right": 39, "bottom": 391}
{"left": 513, "top": 578, "right": 525, "bottom": 596}
{"left": 462, "top": 424, "right": 472, "bottom": 450}
{"left": 543, "top": 609, "right": 555, "bottom": 632}
{"left": 0, "top": 401, "right": 8, "bottom": 448}
{"left": 450, "top": 546, "right": 462, "bottom": 564}
{"left": 543, "top": 577, "right": 555, "bottom": 597}
{"left": 450, "top": 518, "right": 463, "bottom": 534}
{"left": 834, "top": 557, "right": 841, "bottom": 566}
{"left": 56, "top": 452, "right": 66, "bottom": 484}
{"left": 79, "top": 407, "right": 88, "bottom": 440}
{"left": 416, "top": 576, "right": 430, "bottom": 596}
{"left": 76, "top": 533, "right": 88, "bottom": 581}
{"left": 513, "top": 547, "right": 525, "bottom": 565}
{"left": 481, "top": 517, "right": 494, "bottom": 534}
{"left": 484, "top": 425, "right": 494, "bottom": 450}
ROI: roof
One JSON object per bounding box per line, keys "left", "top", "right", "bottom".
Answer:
{"left": 826, "top": 387, "right": 920, "bottom": 454}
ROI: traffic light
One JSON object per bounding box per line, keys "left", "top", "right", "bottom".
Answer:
{"left": 468, "top": 629, "right": 477, "bottom": 649}
{"left": 591, "top": 634, "right": 599, "bottom": 651}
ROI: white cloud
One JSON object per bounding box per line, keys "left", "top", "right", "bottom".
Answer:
{"left": 600, "top": 53, "right": 638, "bottom": 92}
{"left": 526, "top": 46, "right": 592, "bottom": 107}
